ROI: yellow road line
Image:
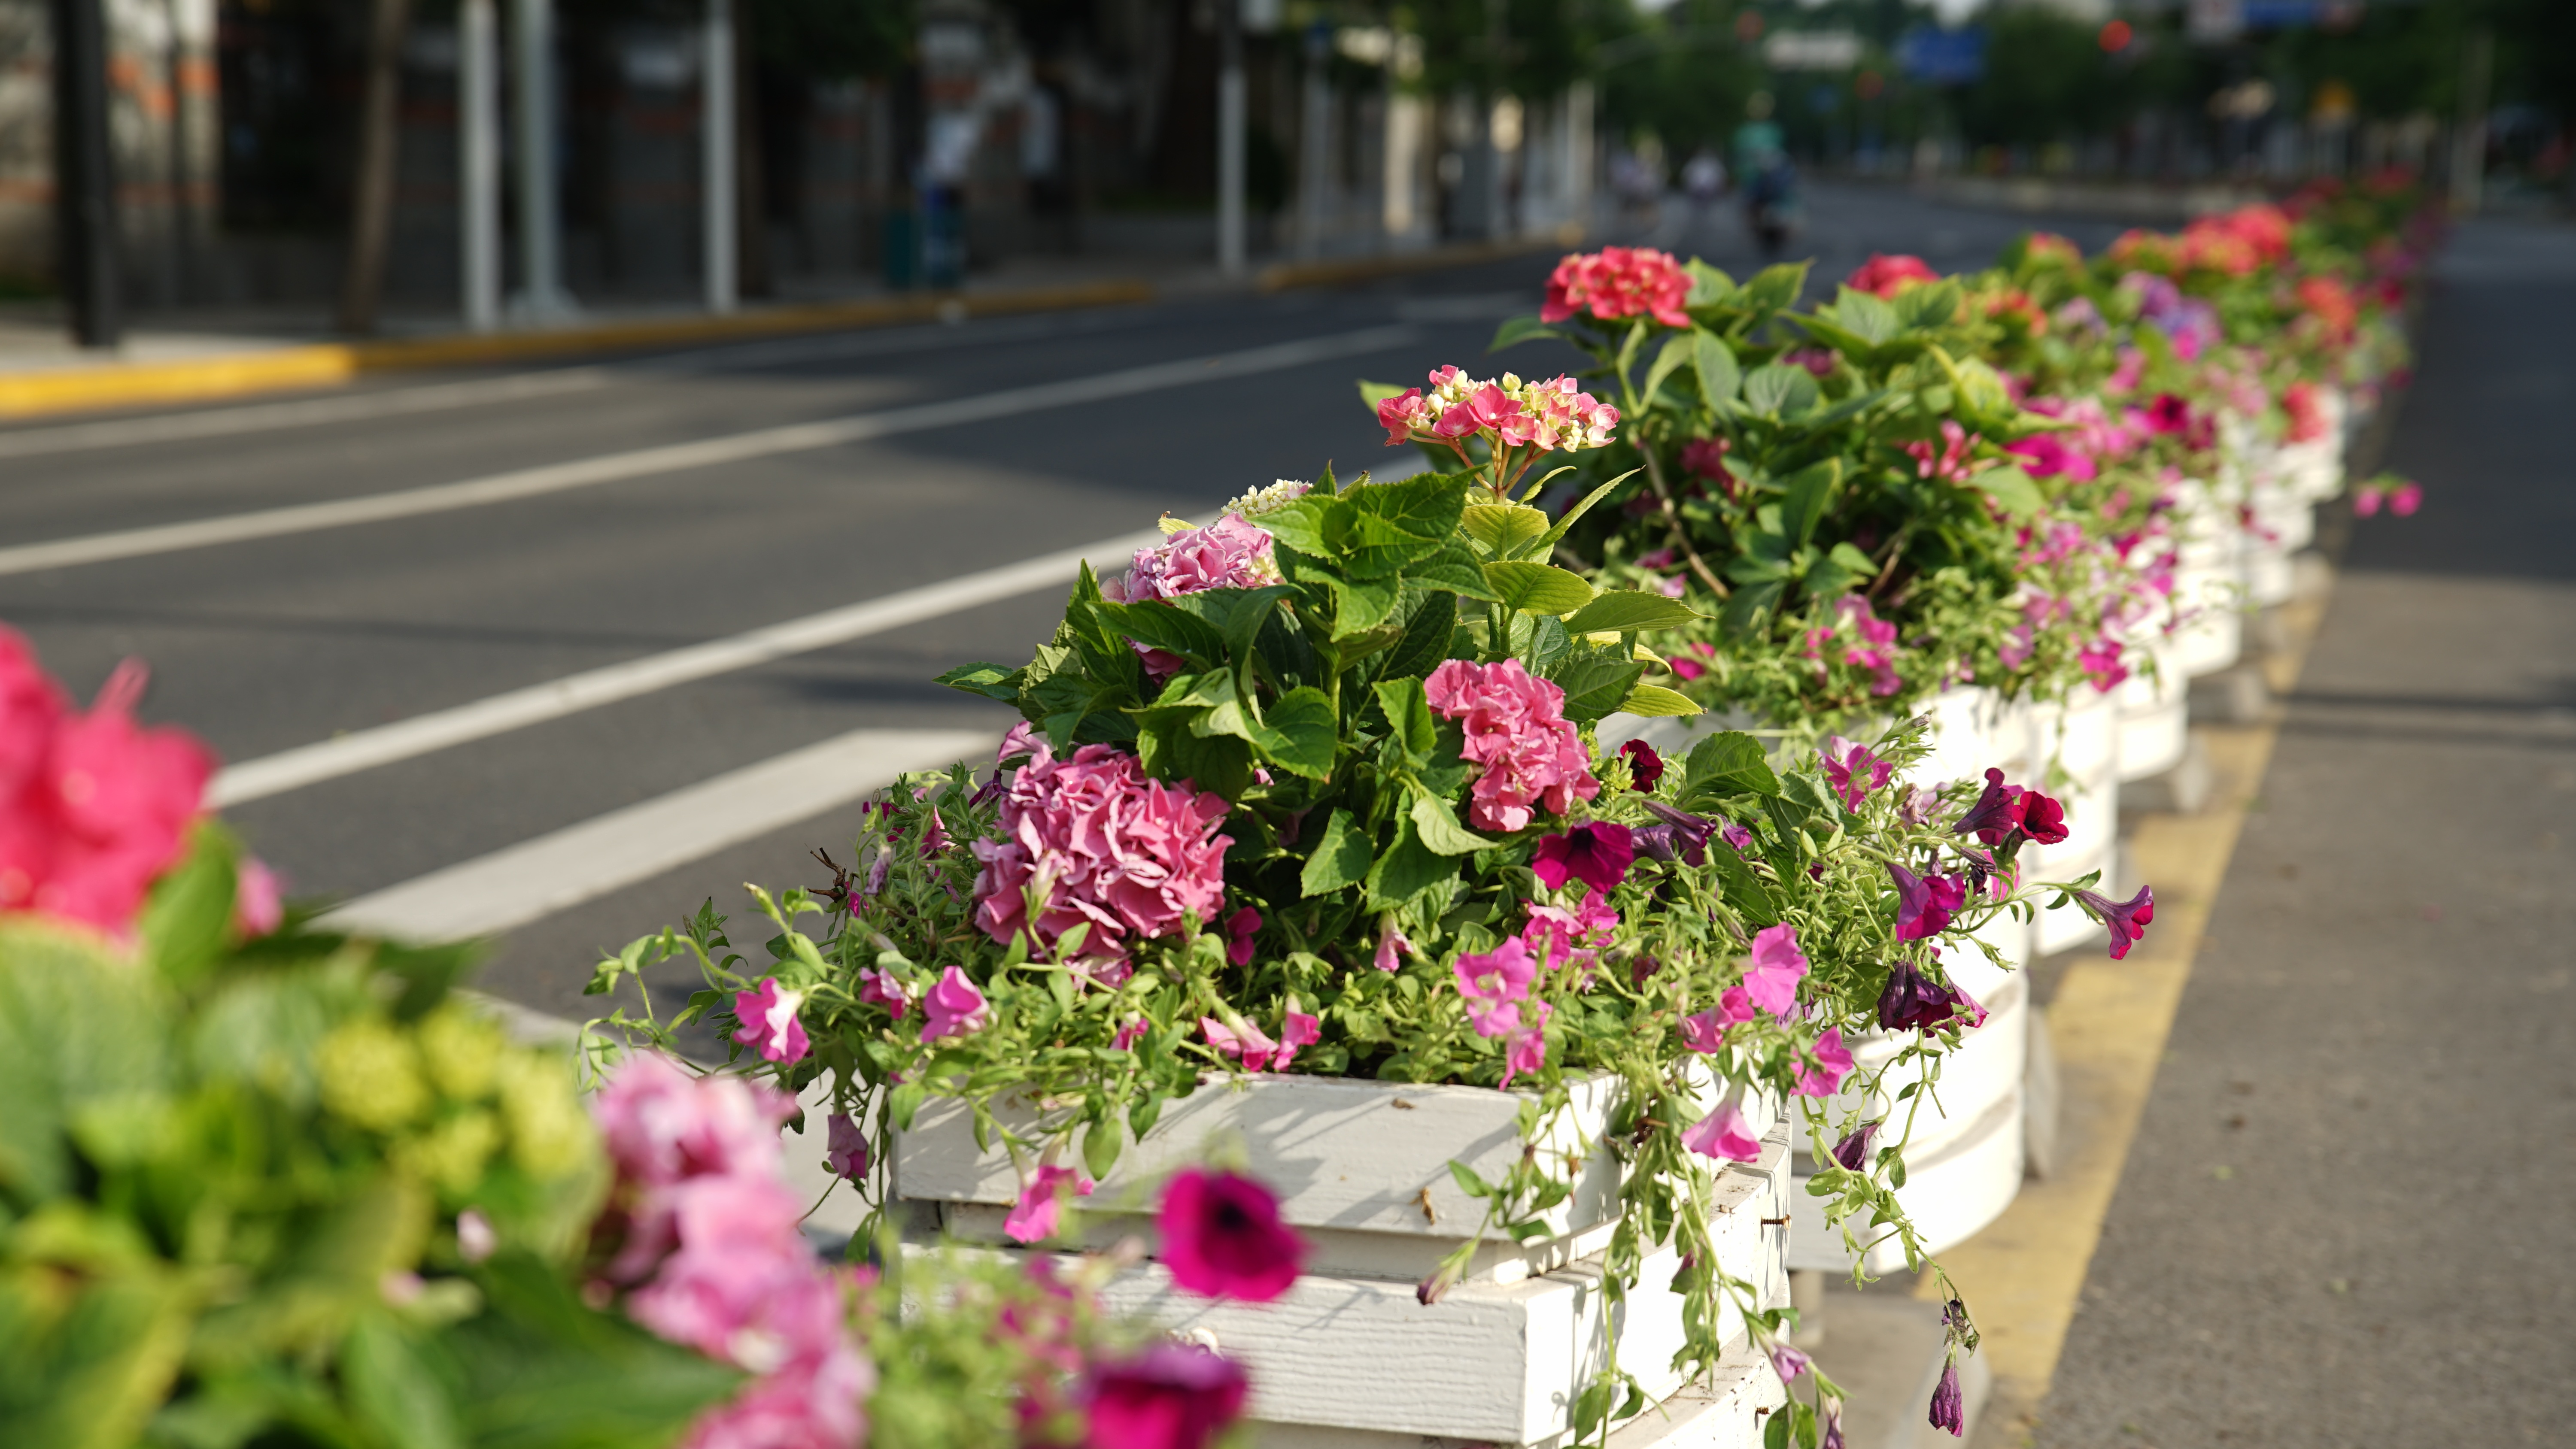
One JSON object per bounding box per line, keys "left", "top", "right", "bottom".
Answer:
{"left": 0, "top": 280, "right": 1155, "bottom": 420}
{"left": 1931, "top": 588, "right": 2330, "bottom": 1449}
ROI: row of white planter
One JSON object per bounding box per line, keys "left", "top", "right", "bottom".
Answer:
{"left": 774, "top": 392, "right": 2360, "bottom": 1446}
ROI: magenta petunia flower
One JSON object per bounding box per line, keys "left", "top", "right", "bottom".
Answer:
{"left": 732, "top": 978, "right": 810, "bottom": 1065}
{"left": 2073, "top": 884, "right": 2156, "bottom": 959}
{"left": 2389, "top": 481, "right": 2423, "bottom": 516}
{"left": 857, "top": 968, "right": 913, "bottom": 1022}
{"left": 1084, "top": 1342, "right": 1249, "bottom": 1449}
{"left": 1741, "top": 923, "right": 1809, "bottom": 1018}
{"left": 1373, "top": 919, "right": 1413, "bottom": 973}
{"left": 1500, "top": 1000, "right": 1552, "bottom": 1089}
{"left": 1157, "top": 1168, "right": 1307, "bottom": 1303}
{"left": 1533, "top": 821, "right": 1634, "bottom": 893}
{"left": 970, "top": 740, "right": 1233, "bottom": 966}
{"left": 1888, "top": 862, "right": 1969, "bottom": 941}
{"left": 1113, "top": 1018, "right": 1150, "bottom": 1051}
{"left": 1953, "top": 767, "right": 2067, "bottom": 849}
{"left": 1520, "top": 888, "right": 1619, "bottom": 973}
{"left": 1201, "top": 1015, "right": 1282, "bottom": 1072}
{"left": 1819, "top": 736, "right": 1894, "bottom": 812}
{"left": 920, "top": 965, "right": 990, "bottom": 1043}
{"left": 1680, "top": 986, "right": 1758, "bottom": 1053}
{"left": 1004, "top": 1164, "right": 1093, "bottom": 1244}
{"left": 1275, "top": 1009, "right": 1321, "bottom": 1071}
{"left": 1424, "top": 658, "right": 1601, "bottom": 832}
{"left": 1929, "top": 1358, "right": 1965, "bottom": 1436}
{"left": 1795, "top": 1028, "right": 1856, "bottom": 1098}
{"left": 1681, "top": 1089, "right": 1765, "bottom": 1163}
{"left": 1453, "top": 937, "right": 1538, "bottom": 1037}
{"left": 1877, "top": 959, "right": 1984, "bottom": 1033}
{"left": 823, "top": 1113, "right": 870, "bottom": 1180}
{"left": 1830, "top": 1120, "right": 1879, "bottom": 1172}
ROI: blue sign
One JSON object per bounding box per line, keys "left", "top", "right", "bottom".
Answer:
{"left": 1897, "top": 26, "right": 1986, "bottom": 85}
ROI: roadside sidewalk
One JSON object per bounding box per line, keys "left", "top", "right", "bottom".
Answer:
{"left": 0, "top": 232, "right": 1572, "bottom": 421}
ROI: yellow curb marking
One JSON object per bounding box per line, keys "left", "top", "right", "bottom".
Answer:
{"left": 1924, "top": 590, "right": 2329, "bottom": 1449}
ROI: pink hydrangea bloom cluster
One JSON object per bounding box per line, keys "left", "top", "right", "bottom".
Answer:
{"left": 591, "top": 1053, "right": 871, "bottom": 1449}
{"left": 1844, "top": 253, "right": 1940, "bottom": 298}
{"left": 971, "top": 739, "right": 1233, "bottom": 969}
{"left": 1541, "top": 246, "right": 1694, "bottom": 328}
{"left": 0, "top": 631, "right": 217, "bottom": 936}
{"left": 1377, "top": 367, "right": 1620, "bottom": 455}
{"left": 1103, "top": 514, "right": 1283, "bottom": 606}
{"left": 1422, "top": 659, "right": 1600, "bottom": 832}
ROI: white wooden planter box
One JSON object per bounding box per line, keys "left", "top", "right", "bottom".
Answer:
{"left": 891, "top": 1070, "right": 1792, "bottom": 1448}
{"left": 2113, "top": 637, "right": 2190, "bottom": 783}
{"left": 2023, "top": 689, "right": 2119, "bottom": 957}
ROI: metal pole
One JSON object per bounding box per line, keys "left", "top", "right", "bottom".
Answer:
{"left": 460, "top": 0, "right": 500, "bottom": 330}
{"left": 1296, "top": 21, "right": 1329, "bottom": 261}
{"left": 2448, "top": 27, "right": 2492, "bottom": 217}
{"left": 511, "top": 0, "right": 568, "bottom": 317}
{"left": 702, "top": 0, "right": 735, "bottom": 313}
{"left": 1216, "top": 0, "right": 1245, "bottom": 275}
{"left": 49, "top": 0, "right": 120, "bottom": 348}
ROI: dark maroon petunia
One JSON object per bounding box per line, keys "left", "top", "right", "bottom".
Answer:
{"left": 1619, "top": 738, "right": 1666, "bottom": 791}
{"left": 1929, "top": 1357, "right": 1965, "bottom": 1437}
{"left": 1952, "top": 768, "right": 2026, "bottom": 844}
{"left": 1875, "top": 959, "right": 1984, "bottom": 1034}
{"left": 1158, "top": 1168, "right": 1307, "bottom": 1303}
{"left": 2072, "top": 884, "right": 2155, "bottom": 959}
{"left": 1830, "top": 1120, "right": 1879, "bottom": 1172}
{"left": 2015, "top": 788, "right": 2069, "bottom": 845}
{"left": 1084, "top": 1343, "right": 1249, "bottom": 1449}
{"left": 1532, "top": 822, "right": 1635, "bottom": 893}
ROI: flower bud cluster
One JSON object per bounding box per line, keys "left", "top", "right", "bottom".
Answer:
{"left": 1376, "top": 366, "right": 1620, "bottom": 456}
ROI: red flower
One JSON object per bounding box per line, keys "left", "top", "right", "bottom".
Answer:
{"left": 1084, "top": 1343, "right": 1249, "bottom": 1449}
{"left": 1157, "top": 1168, "right": 1306, "bottom": 1303}
{"left": 1541, "top": 247, "right": 1694, "bottom": 328}
{"left": 1619, "top": 739, "right": 1665, "bottom": 791}
{"left": 1845, "top": 253, "right": 1940, "bottom": 298}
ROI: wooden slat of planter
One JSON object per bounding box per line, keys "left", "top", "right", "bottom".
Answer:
{"left": 895, "top": 1066, "right": 1775, "bottom": 1252}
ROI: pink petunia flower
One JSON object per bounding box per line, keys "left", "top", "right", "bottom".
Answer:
{"left": 233, "top": 856, "right": 284, "bottom": 938}
{"left": 1499, "top": 999, "right": 1552, "bottom": 1088}
{"left": 1520, "top": 888, "right": 1619, "bottom": 974}
{"left": 920, "top": 965, "right": 990, "bottom": 1043}
{"left": 1888, "top": 862, "right": 1968, "bottom": 942}
{"left": 1423, "top": 659, "right": 1600, "bottom": 833}
{"left": 1453, "top": 937, "right": 1539, "bottom": 1037}
{"left": 1224, "top": 906, "right": 1263, "bottom": 967}
{"left": 857, "top": 969, "right": 913, "bottom": 1022}
{"left": 1681, "top": 1088, "right": 1766, "bottom": 1162}
{"left": 1819, "top": 736, "right": 1895, "bottom": 812}
{"left": 823, "top": 1113, "right": 870, "bottom": 1180}
{"left": 1794, "top": 1028, "right": 1856, "bottom": 1098}
{"left": 732, "top": 978, "right": 811, "bottom": 1065}
{"left": 1083, "top": 1343, "right": 1250, "bottom": 1449}
{"left": 1275, "top": 1009, "right": 1321, "bottom": 1071}
{"left": 1373, "top": 919, "right": 1413, "bottom": 973}
{"left": 1113, "top": 1017, "right": 1151, "bottom": 1051}
{"left": 1158, "top": 1168, "right": 1306, "bottom": 1302}
{"left": 1201, "top": 1014, "right": 1282, "bottom": 1071}
{"left": 2073, "top": 884, "right": 2156, "bottom": 959}
{"left": 1741, "top": 924, "right": 1809, "bottom": 1018}
{"left": 1005, "top": 1164, "right": 1094, "bottom": 1244}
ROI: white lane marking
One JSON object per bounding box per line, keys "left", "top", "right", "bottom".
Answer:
{"left": 0, "top": 324, "right": 1418, "bottom": 577}
{"left": 0, "top": 368, "right": 615, "bottom": 460}
{"left": 208, "top": 530, "right": 1157, "bottom": 808}
{"left": 319, "top": 726, "right": 994, "bottom": 944}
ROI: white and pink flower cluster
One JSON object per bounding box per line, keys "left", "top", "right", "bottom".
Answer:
{"left": 1104, "top": 513, "right": 1283, "bottom": 606}
{"left": 1422, "top": 659, "right": 1600, "bottom": 833}
{"left": 592, "top": 1054, "right": 870, "bottom": 1449}
{"left": 971, "top": 733, "right": 1233, "bottom": 972}
{"left": 1377, "top": 367, "right": 1620, "bottom": 456}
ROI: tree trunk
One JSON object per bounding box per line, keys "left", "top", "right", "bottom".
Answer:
{"left": 338, "top": 0, "right": 414, "bottom": 335}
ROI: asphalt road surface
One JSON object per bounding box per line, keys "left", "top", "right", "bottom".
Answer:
{"left": 0, "top": 182, "right": 2120, "bottom": 1028}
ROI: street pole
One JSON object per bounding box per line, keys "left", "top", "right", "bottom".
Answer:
{"left": 2449, "top": 27, "right": 2492, "bottom": 217}
{"left": 49, "top": 0, "right": 119, "bottom": 348}
{"left": 702, "top": 0, "right": 736, "bottom": 314}
{"left": 1216, "top": 0, "right": 1246, "bottom": 276}
{"left": 511, "top": 0, "right": 570, "bottom": 318}
{"left": 1297, "top": 20, "right": 1329, "bottom": 261}
{"left": 459, "top": 0, "right": 500, "bottom": 330}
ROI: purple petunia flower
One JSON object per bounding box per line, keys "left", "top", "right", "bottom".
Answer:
{"left": 2072, "top": 884, "right": 2155, "bottom": 959}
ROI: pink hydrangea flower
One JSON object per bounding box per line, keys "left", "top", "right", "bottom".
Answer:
{"left": 592, "top": 1052, "right": 795, "bottom": 1201}
{"left": 1423, "top": 659, "right": 1600, "bottom": 832}
{"left": 1106, "top": 514, "right": 1283, "bottom": 605}
{"left": 1542, "top": 246, "right": 1694, "bottom": 328}
{"left": 1794, "top": 1028, "right": 1856, "bottom": 1098}
{"left": 1681, "top": 1089, "right": 1766, "bottom": 1162}
{"left": 920, "top": 965, "right": 990, "bottom": 1043}
{"left": 1453, "top": 937, "right": 1538, "bottom": 1037}
{"left": 971, "top": 740, "right": 1232, "bottom": 965}
{"left": 1158, "top": 1168, "right": 1306, "bottom": 1302}
{"left": 0, "top": 644, "right": 217, "bottom": 937}
{"left": 1005, "top": 1164, "right": 1094, "bottom": 1244}
{"left": 1819, "top": 736, "right": 1894, "bottom": 812}
{"left": 1845, "top": 253, "right": 1939, "bottom": 298}
{"left": 1741, "top": 924, "right": 1808, "bottom": 1018}
{"left": 732, "top": 978, "right": 810, "bottom": 1065}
